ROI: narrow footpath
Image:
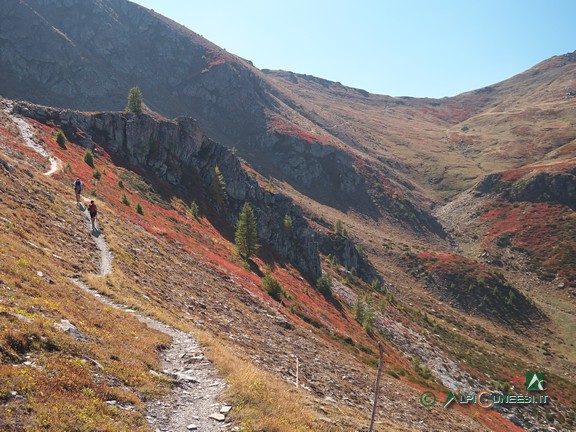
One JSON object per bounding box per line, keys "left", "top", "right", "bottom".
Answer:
{"left": 5, "top": 104, "right": 231, "bottom": 431}
{"left": 72, "top": 182, "right": 231, "bottom": 432}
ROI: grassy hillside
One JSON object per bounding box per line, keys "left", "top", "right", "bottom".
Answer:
{"left": 4, "top": 102, "right": 564, "bottom": 430}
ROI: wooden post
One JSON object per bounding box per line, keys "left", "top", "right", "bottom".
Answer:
{"left": 369, "top": 342, "right": 384, "bottom": 432}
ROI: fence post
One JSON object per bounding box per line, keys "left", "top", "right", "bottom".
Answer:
{"left": 369, "top": 342, "right": 384, "bottom": 432}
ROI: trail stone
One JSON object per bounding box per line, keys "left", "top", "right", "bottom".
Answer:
{"left": 0, "top": 157, "right": 16, "bottom": 172}
{"left": 55, "top": 319, "right": 89, "bottom": 341}
{"left": 209, "top": 413, "right": 226, "bottom": 422}
{"left": 220, "top": 405, "right": 232, "bottom": 414}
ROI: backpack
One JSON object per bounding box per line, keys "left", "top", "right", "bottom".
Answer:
{"left": 74, "top": 180, "right": 82, "bottom": 193}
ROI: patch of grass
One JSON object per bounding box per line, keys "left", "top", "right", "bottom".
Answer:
{"left": 0, "top": 158, "right": 171, "bottom": 431}
{"left": 196, "top": 331, "right": 321, "bottom": 432}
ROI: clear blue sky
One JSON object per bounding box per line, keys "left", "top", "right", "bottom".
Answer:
{"left": 132, "top": 0, "right": 575, "bottom": 98}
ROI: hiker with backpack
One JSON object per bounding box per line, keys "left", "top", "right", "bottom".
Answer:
{"left": 88, "top": 200, "right": 98, "bottom": 231}
{"left": 73, "top": 178, "right": 83, "bottom": 203}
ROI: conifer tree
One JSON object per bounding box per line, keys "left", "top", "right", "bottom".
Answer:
{"left": 126, "top": 86, "right": 143, "bottom": 114}
{"left": 283, "top": 214, "right": 293, "bottom": 236}
{"left": 56, "top": 130, "right": 66, "bottom": 148}
{"left": 235, "top": 202, "right": 260, "bottom": 259}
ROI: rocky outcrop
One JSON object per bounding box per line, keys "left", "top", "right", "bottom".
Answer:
{"left": 506, "top": 170, "right": 576, "bottom": 210}
{"left": 319, "top": 234, "right": 381, "bottom": 285}
{"left": 474, "top": 172, "right": 503, "bottom": 194}
{"left": 475, "top": 169, "right": 576, "bottom": 210}
{"left": 14, "top": 101, "right": 321, "bottom": 278}
{"left": 255, "top": 131, "right": 376, "bottom": 213}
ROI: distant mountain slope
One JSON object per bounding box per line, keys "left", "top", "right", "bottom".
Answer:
{"left": 1, "top": 0, "right": 378, "bottom": 214}
{"left": 264, "top": 52, "right": 576, "bottom": 197}
{"left": 2, "top": 1, "right": 575, "bottom": 234}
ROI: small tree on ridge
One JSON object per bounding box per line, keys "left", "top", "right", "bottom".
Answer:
{"left": 126, "top": 86, "right": 143, "bottom": 114}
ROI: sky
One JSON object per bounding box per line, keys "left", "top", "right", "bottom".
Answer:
{"left": 132, "top": 0, "right": 575, "bottom": 98}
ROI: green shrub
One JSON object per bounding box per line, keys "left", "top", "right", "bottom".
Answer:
{"left": 190, "top": 200, "right": 199, "bottom": 218}
{"left": 283, "top": 214, "right": 293, "bottom": 236}
{"left": 121, "top": 193, "right": 130, "bottom": 206}
{"left": 55, "top": 130, "right": 66, "bottom": 148}
{"left": 262, "top": 273, "right": 283, "bottom": 301}
{"left": 334, "top": 219, "right": 346, "bottom": 236}
{"left": 83, "top": 150, "right": 94, "bottom": 168}
{"left": 371, "top": 279, "right": 384, "bottom": 293}
{"left": 413, "top": 357, "right": 433, "bottom": 380}
{"left": 353, "top": 297, "right": 365, "bottom": 322}
{"left": 211, "top": 165, "right": 227, "bottom": 205}
{"left": 136, "top": 203, "right": 144, "bottom": 215}
{"left": 316, "top": 273, "right": 332, "bottom": 295}
{"left": 92, "top": 169, "right": 101, "bottom": 180}
{"left": 118, "top": 180, "right": 124, "bottom": 189}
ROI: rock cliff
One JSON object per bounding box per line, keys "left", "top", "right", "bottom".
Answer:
{"left": 476, "top": 168, "right": 576, "bottom": 210}
{"left": 13, "top": 101, "right": 322, "bottom": 278}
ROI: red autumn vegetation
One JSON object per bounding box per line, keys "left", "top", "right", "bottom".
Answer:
{"left": 268, "top": 118, "right": 329, "bottom": 145}
{"left": 482, "top": 200, "right": 576, "bottom": 287}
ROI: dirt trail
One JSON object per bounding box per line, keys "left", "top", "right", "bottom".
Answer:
{"left": 73, "top": 209, "right": 230, "bottom": 431}
{"left": 72, "top": 277, "right": 228, "bottom": 431}
{"left": 79, "top": 207, "right": 112, "bottom": 276}
{"left": 4, "top": 103, "right": 61, "bottom": 176}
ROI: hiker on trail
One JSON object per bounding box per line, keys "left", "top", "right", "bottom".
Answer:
{"left": 73, "top": 178, "right": 83, "bottom": 203}
{"left": 88, "top": 200, "right": 98, "bottom": 231}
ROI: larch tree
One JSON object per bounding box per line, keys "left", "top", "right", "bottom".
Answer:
{"left": 126, "top": 86, "right": 143, "bottom": 114}
{"left": 235, "top": 202, "right": 260, "bottom": 260}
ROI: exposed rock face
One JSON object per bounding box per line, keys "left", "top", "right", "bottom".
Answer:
{"left": 256, "top": 131, "right": 374, "bottom": 213}
{"left": 476, "top": 169, "right": 576, "bottom": 210}
{"left": 318, "top": 234, "right": 380, "bottom": 285}
{"left": 13, "top": 101, "right": 321, "bottom": 278}
{"left": 507, "top": 170, "right": 576, "bottom": 210}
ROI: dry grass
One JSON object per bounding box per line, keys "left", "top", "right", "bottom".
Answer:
{"left": 0, "top": 144, "right": 171, "bottom": 430}
{"left": 196, "top": 330, "right": 321, "bottom": 432}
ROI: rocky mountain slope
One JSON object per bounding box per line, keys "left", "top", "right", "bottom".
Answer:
{"left": 2, "top": 0, "right": 576, "bottom": 431}
{"left": 3, "top": 0, "right": 574, "bottom": 236}
{"left": 1, "top": 98, "right": 512, "bottom": 432}
{"left": 3, "top": 93, "right": 576, "bottom": 430}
